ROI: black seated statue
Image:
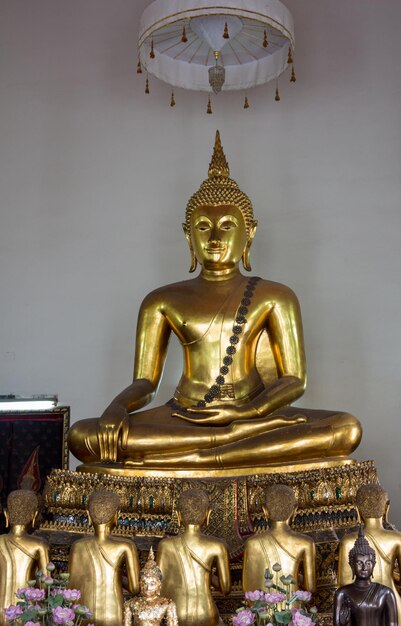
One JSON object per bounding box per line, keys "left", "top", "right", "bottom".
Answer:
{"left": 333, "top": 525, "right": 398, "bottom": 626}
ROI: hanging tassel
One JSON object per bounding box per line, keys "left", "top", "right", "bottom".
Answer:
{"left": 287, "top": 46, "right": 293, "bottom": 64}
{"left": 170, "top": 91, "right": 176, "bottom": 107}
{"left": 207, "top": 95, "right": 212, "bottom": 114}
{"left": 290, "top": 65, "right": 296, "bottom": 83}
{"left": 244, "top": 96, "right": 249, "bottom": 109}
{"left": 223, "top": 21, "right": 229, "bottom": 39}
{"left": 275, "top": 81, "right": 280, "bottom": 101}
{"left": 181, "top": 24, "right": 188, "bottom": 43}
{"left": 150, "top": 38, "right": 155, "bottom": 59}
{"left": 263, "top": 30, "right": 268, "bottom": 48}
{"left": 136, "top": 58, "right": 142, "bottom": 74}
{"left": 145, "top": 77, "right": 150, "bottom": 94}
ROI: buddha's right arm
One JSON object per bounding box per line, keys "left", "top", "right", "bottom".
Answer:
{"left": 98, "top": 293, "right": 171, "bottom": 461}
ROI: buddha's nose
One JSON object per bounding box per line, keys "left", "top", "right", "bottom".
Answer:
{"left": 209, "top": 224, "right": 221, "bottom": 242}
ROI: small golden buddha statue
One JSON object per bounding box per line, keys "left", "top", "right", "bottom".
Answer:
{"left": 338, "top": 483, "right": 401, "bottom": 622}
{"left": 243, "top": 484, "right": 316, "bottom": 593}
{"left": 334, "top": 526, "right": 398, "bottom": 626}
{"left": 0, "top": 490, "right": 49, "bottom": 626}
{"left": 68, "top": 130, "right": 362, "bottom": 471}
{"left": 124, "top": 547, "right": 178, "bottom": 626}
{"left": 156, "top": 488, "right": 230, "bottom": 626}
{"left": 68, "top": 490, "right": 140, "bottom": 626}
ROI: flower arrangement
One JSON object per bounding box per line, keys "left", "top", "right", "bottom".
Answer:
{"left": 233, "top": 564, "right": 318, "bottom": 626}
{"left": 4, "top": 563, "right": 94, "bottom": 626}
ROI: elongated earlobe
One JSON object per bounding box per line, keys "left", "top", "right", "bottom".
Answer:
{"left": 242, "top": 220, "right": 258, "bottom": 272}
{"left": 4, "top": 510, "right": 9, "bottom": 529}
{"left": 206, "top": 508, "right": 212, "bottom": 527}
{"left": 182, "top": 222, "right": 198, "bottom": 273}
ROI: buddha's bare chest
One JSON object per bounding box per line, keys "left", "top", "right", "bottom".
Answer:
{"left": 167, "top": 293, "right": 265, "bottom": 346}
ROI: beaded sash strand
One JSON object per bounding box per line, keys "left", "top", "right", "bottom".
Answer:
{"left": 196, "top": 275, "right": 261, "bottom": 407}
{"left": 169, "top": 276, "right": 261, "bottom": 413}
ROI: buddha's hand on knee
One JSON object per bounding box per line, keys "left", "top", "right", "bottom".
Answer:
{"left": 173, "top": 403, "right": 254, "bottom": 425}
{"left": 98, "top": 403, "right": 129, "bottom": 462}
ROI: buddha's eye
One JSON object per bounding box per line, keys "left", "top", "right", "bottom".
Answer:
{"left": 195, "top": 221, "right": 211, "bottom": 231}
{"left": 220, "top": 220, "right": 237, "bottom": 231}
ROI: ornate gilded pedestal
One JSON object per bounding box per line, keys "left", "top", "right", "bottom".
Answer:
{"left": 39, "top": 459, "right": 378, "bottom": 624}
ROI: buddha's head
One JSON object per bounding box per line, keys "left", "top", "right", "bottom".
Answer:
{"left": 356, "top": 484, "right": 388, "bottom": 521}
{"left": 177, "top": 488, "right": 211, "bottom": 528}
{"left": 183, "top": 131, "right": 258, "bottom": 272}
{"left": 349, "top": 525, "right": 376, "bottom": 580}
{"left": 87, "top": 490, "right": 120, "bottom": 528}
{"left": 263, "top": 484, "right": 296, "bottom": 522}
{"left": 140, "top": 547, "right": 163, "bottom": 598}
{"left": 5, "top": 489, "right": 39, "bottom": 528}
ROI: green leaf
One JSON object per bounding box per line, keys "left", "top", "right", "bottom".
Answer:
{"left": 274, "top": 610, "right": 292, "bottom": 624}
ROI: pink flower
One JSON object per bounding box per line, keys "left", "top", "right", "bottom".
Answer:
{"left": 294, "top": 590, "right": 312, "bottom": 603}
{"left": 24, "top": 587, "right": 46, "bottom": 602}
{"left": 232, "top": 609, "right": 255, "bottom": 626}
{"left": 15, "top": 587, "right": 30, "bottom": 598}
{"left": 264, "top": 591, "right": 286, "bottom": 604}
{"left": 52, "top": 606, "right": 76, "bottom": 624}
{"left": 245, "top": 590, "right": 264, "bottom": 602}
{"left": 25, "top": 622, "right": 41, "bottom": 626}
{"left": 291, "top": 610, "right": 313, "bottom": 626}
{"left": 4, "top": 604, "right": 23, "bottom": 620}
{"left": 62, "top": 588, "right": 81, "bottom": 602}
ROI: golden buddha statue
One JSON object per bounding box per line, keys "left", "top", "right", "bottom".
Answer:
{"left": 156, "top": 488, "right": 230, "bottom": 626}
{"left": 68, "top": 131, "right": 362, "bottom": 472}
{"left": 124, "top": 547, "right": 178, "bottom": 626}
{"left": 334, "top": 526, "right": 398, "bottom": 626}
{"left": 338, "top": 484, "right": 401, "bottom": 622}
{"left": 68, "top": 489, "right": 140, "bottom": 626}
{"left": 0, "top": 490, "right": 49, "bottom": 626}
{"left": 243, "top": 484, "right": 316, "bottom": 593}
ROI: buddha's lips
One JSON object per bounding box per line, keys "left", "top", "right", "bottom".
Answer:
{"left": 205, "top": 245, "right": 226, "bottom": 252}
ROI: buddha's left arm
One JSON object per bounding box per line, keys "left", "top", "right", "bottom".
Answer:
{"left": 302, "top": 540, "right": 316, "bottom": 593}
{"left": 36, "top": 540, "right": 50, "bottom": 574}
{"left": 125, "top": 542, "right": 140, "bottom": 595}
{"left": 166, "top": 600, "right": 179, "bottom": 626}
{"left": 215, "top": 544, "right": 231, "bottom": 595}
{"left": 386, "top": 589, "right": 398, "bottom": 626}
{"left": 249, "top": 287, "right": 306, "bottom": 416}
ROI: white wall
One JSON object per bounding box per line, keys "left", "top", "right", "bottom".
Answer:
{"left": 1, "top": 1, "right": 401, "bottom": 522}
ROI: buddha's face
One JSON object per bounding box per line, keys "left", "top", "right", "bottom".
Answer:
{"left": 140, "top": 575, "right": 161, "bottom": 598}
{"left": 190, "top": 204, "right": 248, "bottom": 269}
{"left": 352, "top": 553, "right": 375, "bottom": 580}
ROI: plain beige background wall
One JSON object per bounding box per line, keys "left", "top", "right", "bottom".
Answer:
{"left": 1, "top": 1, "right": 401, "bottom": 521}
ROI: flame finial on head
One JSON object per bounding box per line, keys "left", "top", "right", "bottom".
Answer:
{"left": 208, "top": 130, "right": 230, "bottom": 178}
{"left": 141, "top": 546, "right": 163, "bottom": 581}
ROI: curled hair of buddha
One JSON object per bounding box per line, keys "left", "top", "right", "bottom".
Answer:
{"left": 348, "top": 525, "right": 376, "bottom": 568}
{"left": 356, "top": 483, "right": 388, "bottom": 519}
{"left": 141, "top": 547, "right": 163, "bottom": 582}
{"left": 177, "top": 488, "right": 210, "bottom": 526}
{"left": 7, "top": 489, "right": 38, "bottom": 525}
{"left": 185, "top": 131, "right": 255, "bottom": 236}
{"left": 264, "top": 484, "right": 296, "bottom": 521}
{"left": 88, "top": 490, "right": 120, "bottom": 525}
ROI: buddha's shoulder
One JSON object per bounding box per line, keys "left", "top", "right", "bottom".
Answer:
{"left": 255, "top": 278, "right": 299, "bottom": 302}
